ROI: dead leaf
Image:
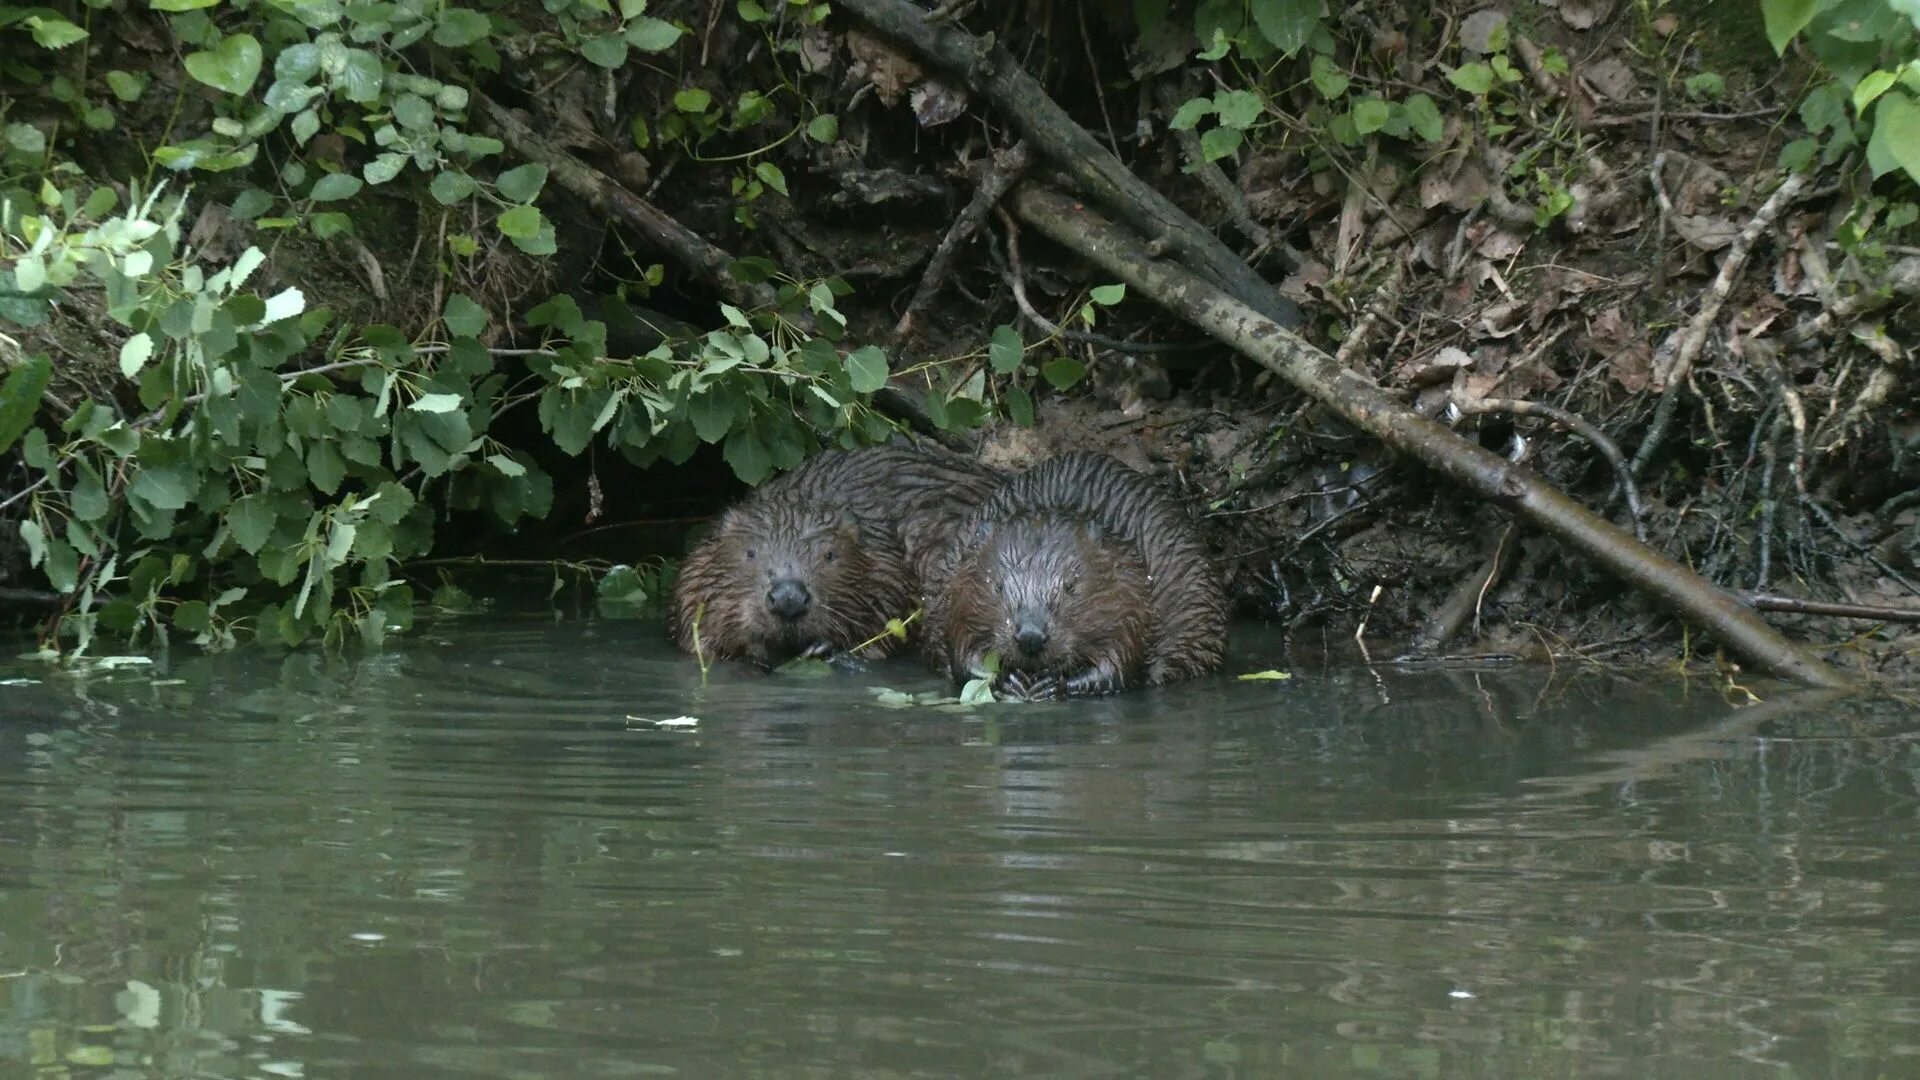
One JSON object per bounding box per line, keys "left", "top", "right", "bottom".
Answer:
{"left": 1651, "top": 13, "right": 1680, "bottom": 34}
{"left": 847, "top": 29, "right": 922, "bottom": 106}
{"left": 1397, "top": 345, "right": 1475, "bottom": 387}
{"left": 1556, "top": 0, "right": 1611, "bottom": 29}
{"left": 1581, "top": 57, "right": 1638, "bottom": 103}
{"left": 1461, "top": 9, "right": 1510, "bottom": 54}
{"left": 1671, "top": 212, "right": 1739, "bottom": 252}
{"left": 911, "top": 78, "right": 967, "bottom": 127}
{"left": 1608, "top": 342, "right": 1653, "bottom": 391}
{"left": 1480, "top": 302, "right": 1527, "bottom": 338}
{"left": 1476, "top": 228, "right": 1526, "bottom": 261}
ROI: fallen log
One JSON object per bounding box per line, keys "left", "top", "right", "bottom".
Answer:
{"left": 1009, "top": 183, "right": 1854, "bottom": 691}
{"left": 836, "top": 0, "right": 1304, "bottom": 331}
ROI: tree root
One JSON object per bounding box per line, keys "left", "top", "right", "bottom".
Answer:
{"left": 1453, "top": 396, "right": 1647, "bottom": 541}
{"left": 1009, "top": 181, "right": 1854, "bottom": 690}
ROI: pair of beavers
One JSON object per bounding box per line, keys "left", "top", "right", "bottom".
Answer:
{"left": 667, "top": 446, "right": 1227, "bottom": 698}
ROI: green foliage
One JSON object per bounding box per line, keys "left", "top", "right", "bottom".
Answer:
{"left": 1764, "top": 0, "right": 1920, "bottom": 186}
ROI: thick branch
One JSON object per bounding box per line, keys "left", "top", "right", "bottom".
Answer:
{"left": 835, "top": 0, "right": 1304, "bottom": 331}
{"left": 1009, "top": 183, "right": 1852, "bottom": 690}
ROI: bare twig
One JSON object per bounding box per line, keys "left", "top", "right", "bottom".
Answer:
{"left": 1745, "top": 594, "right": 1920, "bottom": 624}
{"left": 892, "top": 141, "right": 1032, "bottom": 341}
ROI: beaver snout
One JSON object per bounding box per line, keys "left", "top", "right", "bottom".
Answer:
{"left": 766, "top": 578, "right": 812, "bottom": 620}
{"left": 1013, "top": 613, "right": 1050, "bottom": 656}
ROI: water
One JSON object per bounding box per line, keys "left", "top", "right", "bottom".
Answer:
{"left": 1, "top": 619, "right": 1916, "bottom": 1078}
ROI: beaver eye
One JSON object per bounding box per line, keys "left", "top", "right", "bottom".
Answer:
{"left": 1063, "top": 581, "right": 1078, "bottom": 597}
{"left": 824, "top": 550, "right": 836, "bottom": 563}
{"left": 994, "top": 583, "right": 1004, "bottom": 596}
{"left": 745, "top": 548, "right": 756, "bottom": 560}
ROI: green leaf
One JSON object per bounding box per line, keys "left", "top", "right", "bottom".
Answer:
{"left": 626, "top": 16, "right": 684, "bottom": 51}
{"left": 723, "top": 429, "right": 772, "bottom": 484}
{"left": 131, "top": 463, "right": 195, "bottom": 511}
{"left": 1169, "top": 97, "right": 1214, "bottom": 131}
{"left": 807, "top": 113, "right": 839, "bottom": 142}
{"left": 1250, "top": 0, "right": 1318, "bottom": 55}
{"left": 338, "top": 49, "right": 384, "bottom": 103}
{"left": 410, "top": 392, "right": 464, "bottom": 413}
{"left": 845, "top": 345, "right": 889, "bottom": 393}
{"left": 184, "top": 33, "right": 264, "bottom": 96}
{"left": 444, "top": 294, "right": 487, "bottom": 337}
{"left": 674, "top": 87, "right": 712, "bottom": 113}
{"left": 1213, "top": 89, "right": 1263, "bottom": 130}
{"left": 989, "top": 324, "right": 1024, "bottom": 374}
{"left": 309, "top": 172, "right": 363, "bottom": 201}
{"left": 19, "top": 520, "right": 46, "bottom": 569}
{"left": 434, "top": 9, "right": 491, "bottom": 46}
{"left": 754, "top": 161, "right": 789, "bottom": 197}
{"left": 496, "top": 204, "right": 543, "bottom": 238}
{"left": 1041, "top": 357, "right": 1086, "bottom": 389}
{"left": 1869, "top": 92, "right": 1920, "bottom": 183}
{"left": 119, "top": 332, "right": 155, "bottom": 378}
{"left": 1199, "top": 126, "right": 1243, "bottom": 162}
{"left": 430, "top": 170, "right": 478, "bottom": 205}
{"left": 307, "top": 441, "right": 347, "bottom": 494}
{"left": 739, "top": 0, "right": 770, "bottom": 20}
{"left": 363, "top": 152, "right": 406, "bottom": 185}
{"left": 227, "top": 494, "right": 275, "bottom": 554}
{"left": 1855, "top": 69, "right": 1898, "bottom": 114}
{"left": 151, "top": 0, "right": 221, "bottom": 8}
{"left": 689, "top": 390, "right": 736, "bottom": 443}
{"left": 172, "top": 601, "right": 211, "bottom": 634}
{"left": 1005, "top": 384, "right": 1034, "bottom": 427}
{"left": 496, "top": 163, "right": 548, "bottom": 203}
{"left": 392, "top": 92, "right": 435, "bottom": 130}
{"left": 1762, "top": 0, "right": 1820, "bottom": 53}
{"left": 69, "top": 469, "right": 108, "bottom": 523}
{"left": 1447, "top": 63, "right": 1495, "bottom": 95}
{"left": 0, "top": 356, "right": 53, "bottom": 455}
{"left": 1310, "top": 54, "right": 1350, "bottom": 99}
{"left": 1403, "top": 93, "right": 1443, "bottom": 142}
{"left": 1089, "top": 284, "right": 1125, "bottom": 306}
{"left": 1352, "top": 97, "right": 1390, "bottom": 134}
{"left": 105, "top": 70, "right": 146, "bottom": 101}
{"left": 487, "top": 453, "right": 526, "bottom": 477}
{"left": 582, "top": 33, "right": 628, "bottom": 68}
{"left": 28, "top": 16, "right": 88, "bottom": 49}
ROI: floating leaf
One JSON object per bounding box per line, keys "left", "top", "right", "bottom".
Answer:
{"left": 1237, "top": 669, "right": 1293, "bottom": 681}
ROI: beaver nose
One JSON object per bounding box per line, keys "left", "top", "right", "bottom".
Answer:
{"left": 1013, "top": 616, "right": 1049, "bottom": 655}
{"left": 767, "top": 578, "right": 811, "bottom": 620}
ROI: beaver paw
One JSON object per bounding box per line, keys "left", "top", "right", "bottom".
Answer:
{"left": 998, "top": 671, "right": 1063, "bottom": 701}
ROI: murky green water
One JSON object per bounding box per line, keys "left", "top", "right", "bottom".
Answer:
{"left": 1, "top": 620, "right": 1917, "bottom": 1078}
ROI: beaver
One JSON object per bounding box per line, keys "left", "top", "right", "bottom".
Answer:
{"left": 924, "top": 451, "right": 1228, "bottom": 698}
{"left": 669, "top": 445, "right": 1001, "bottom": 667}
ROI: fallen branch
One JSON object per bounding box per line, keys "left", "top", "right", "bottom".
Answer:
{"left": 1745, "top": 594, "right": 1920, "bottom": 624}
{"left": 836, "top": 0, "right": 1304, "bottom": 330}
{"left": 1453, "top": 395, "right": 1647, "bottom": 541}
{"left": 893, "top": 140, "right": 1033, "bottom": 341}
{"left": 1009, "top": 182, "right": 1853, "bottom": 690}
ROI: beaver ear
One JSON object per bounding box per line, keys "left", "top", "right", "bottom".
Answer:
{"left": 836, "top": 508, "right": 863, "bottom": 540}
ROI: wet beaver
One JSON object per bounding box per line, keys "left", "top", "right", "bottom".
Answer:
{"left": 669, "top": 445, "right": 1001, "bottom": 667}
{"left": 925, "top": 451, "right": 1228, "bottom": 697}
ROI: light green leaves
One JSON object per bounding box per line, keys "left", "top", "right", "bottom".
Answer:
{"left": 1867, "top": 91, "right": 1920, "bottom": 183}
{"left": 410, "top": 393, "right": 464, "bottom": 413}
{"left": 1249, "top": 0, "right": 1318, "bottom": 56}
{"left": 496, "top": 163, "right": 548, "bottom": 203}
{"left": 119, "top": 333, "right": 155, "bottom": 378}
{"left": 27, "top": 15, "right": 89, "bottom": 49}
{"left": 627, "top": 16, "right": 684, "bottom": 51}
{"left": 444, "top": 294, "right": 487, "bottom": 337}
{"left": 309, "top": 173, "right": 363, "bottom": 202}
{"left": 184, "top": 33, "right": 264, "bottom": 96}
{"left": 434, "top": 9, "right": 491, "bottom": 47}
{"left": 845, "top": 346, "right": 889, "bottom": 393}
{"left": 1762, "top": 0, "right": 1822, "bottom": 54}
{"left": 674, "top": 87, "right": 712, "bottom": 113}
{"left": 989, "top": 324, "right": 1024, "bottom": 374}
{"left": 0, "top": 356, "right": 52, "bottom": 454}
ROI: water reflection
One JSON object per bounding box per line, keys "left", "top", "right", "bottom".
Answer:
{"left": 0, "top": 620, "right": 1916, "bottom": 1077}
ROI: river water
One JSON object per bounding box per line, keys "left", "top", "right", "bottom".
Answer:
{"left": 0, "top": 618, "right": 1915, "bottom": 1077}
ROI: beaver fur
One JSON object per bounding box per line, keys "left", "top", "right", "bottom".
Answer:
{"left": 669, "top": 445, "right": 1001, "bottom": 666}
{"left": 924, "top": 451, "right": 1228, "bottom": 697}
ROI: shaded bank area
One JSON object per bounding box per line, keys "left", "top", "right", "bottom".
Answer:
{"left": 2, "top": 0, "right": 1916, "bottom": 679}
